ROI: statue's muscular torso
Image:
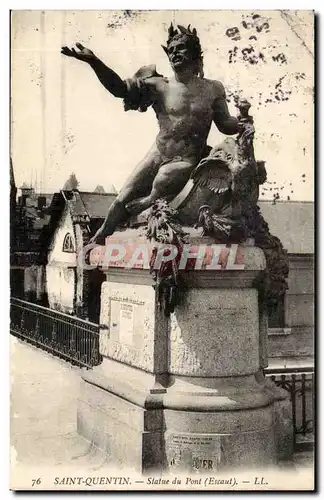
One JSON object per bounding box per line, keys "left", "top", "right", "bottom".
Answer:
{"left": 61, "top": 43, "right": 239, "bottom": 242}
{"left": 145, "top": 75, "right": 227, "bottom": 162}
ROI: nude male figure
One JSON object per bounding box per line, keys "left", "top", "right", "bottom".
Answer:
{"left": 61, "top": 24, "right": 239, "bottom": 243}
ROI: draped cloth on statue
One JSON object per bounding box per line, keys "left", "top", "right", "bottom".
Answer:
{"left": 123, "top": 65, "right": 163, "bottom": 112}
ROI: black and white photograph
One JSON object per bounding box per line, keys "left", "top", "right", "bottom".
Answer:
{"left": 9, "top": 9, "right": 315, "bottom": 491}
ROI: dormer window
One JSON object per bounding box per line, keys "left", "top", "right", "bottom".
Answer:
{"left": 62, "top": 233, "right": 75, "bottom": 253}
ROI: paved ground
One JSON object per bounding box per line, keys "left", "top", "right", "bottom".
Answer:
{"left": 10, "top": 336, "right": 315, "bottom": 491}
{"left": 10, "top": 336, "right": 107, "bottom": 475}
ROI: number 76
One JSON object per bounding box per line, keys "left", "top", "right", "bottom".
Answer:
{"left": 32, "top": 478, "right": 41, "bottom": 486}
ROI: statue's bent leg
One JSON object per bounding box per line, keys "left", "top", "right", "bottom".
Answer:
{"left": 125, "top": 159, "right": 195, "bottom": 215}
{"left": 89, "top": 145, "right": 162, "bottom": 244}
{"left": 89, "top": 199, "right": 129, "bottom": 245}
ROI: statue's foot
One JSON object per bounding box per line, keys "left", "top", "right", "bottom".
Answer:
{"left": 125, "top": 196, "right": 151, "bottom": 215}
{"left": 89, "top": 226, "right": 108, "bottom": 246}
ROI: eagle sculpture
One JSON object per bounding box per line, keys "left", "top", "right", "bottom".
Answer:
{"left": 167, "top": 98, "right": 267, "bottom": 242}
{"left": 145, "top": 99, "right": 288, "bottom": 316}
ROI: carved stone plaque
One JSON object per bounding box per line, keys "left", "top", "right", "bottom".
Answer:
{"left": 119, "top": 302, "right": 134, "bottom": 345}
{"left": 165, "top": 432, "right": 222, "bottom": 473}
{"left": 109, "top": 299, "right": 135, "bottom": 346}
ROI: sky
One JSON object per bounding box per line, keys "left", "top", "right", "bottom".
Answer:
{"left": 11, "top": 9, "right": 314, "bottom": 201}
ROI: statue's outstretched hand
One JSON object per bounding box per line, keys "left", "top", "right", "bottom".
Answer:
{"left": 61, "top": 43, "right": 96, "bottom": 62}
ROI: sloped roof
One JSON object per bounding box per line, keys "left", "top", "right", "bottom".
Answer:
{"left": 258, "top": 201, "right": 314, "bottom": 254}
{"left": 47, "top": 189, "right": 117, "bottom": 223}
{"left": 78, "top": 192, "right": 117, "bottom": 219}
{"left": 62, "top": 190, "right": 89, "bottom": 219}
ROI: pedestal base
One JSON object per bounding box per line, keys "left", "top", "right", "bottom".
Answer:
{"left": 255, "top": 370, "right": 294, "bottom": 461}
{"left": 80, "top": 238, "right": 291, "bottom": 473}
{"left": 78, "top": 359, "right": 277, "bottom": 474}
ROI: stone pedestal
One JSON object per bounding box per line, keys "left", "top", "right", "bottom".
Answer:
{"left": 77, "top": 230, "right": 286, "bottom": 474}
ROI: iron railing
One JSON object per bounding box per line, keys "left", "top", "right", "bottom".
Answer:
{"left": 265, "top": 366, "right": 314, "bottom": 449}
{"left": 10, "top": 297, "right": 314, "bottom": 448}
{"left": 10, "top": 297, "right": 102, "bottom": 369}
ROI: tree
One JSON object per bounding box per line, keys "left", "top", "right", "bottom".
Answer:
{"left": 63, "top": 172, "right": 79, "bottom": 190}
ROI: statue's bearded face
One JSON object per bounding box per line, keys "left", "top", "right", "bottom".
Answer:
{"left": 167, "top": 37, "right": 192, "bottom": 71}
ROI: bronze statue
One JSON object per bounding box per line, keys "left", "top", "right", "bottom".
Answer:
{"left": 62, "top": 24, "right": 247, "bottom": 244}
{"left": 62, "top": 23, "right": 288, "bottom": 314}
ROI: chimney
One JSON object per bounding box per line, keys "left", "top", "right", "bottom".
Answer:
{"left": 19, "top": 183, "right": 34, "bottom": 207}
{"left": 38, "top": 196, "right": 46, "bottom": 211}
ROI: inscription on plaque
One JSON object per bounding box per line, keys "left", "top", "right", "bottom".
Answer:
{"left": 165, "top": 432, "right": 222, "bottom": 472}
{"left": 108, "top": 295, "right": 147, "bottom": 353}
{"left": 119, "top": 302, "right": 134, "bottom": 345}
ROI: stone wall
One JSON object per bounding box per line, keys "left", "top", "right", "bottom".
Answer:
{"left": 268, "top": 254, "right": 314, "bottom": 363}
{"left": 24, "top": 265, "right": 47, "bottom": 303}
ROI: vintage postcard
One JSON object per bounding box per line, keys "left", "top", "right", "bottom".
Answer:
{"left": 10, "top": 9, "right": 315, "bottom": 491}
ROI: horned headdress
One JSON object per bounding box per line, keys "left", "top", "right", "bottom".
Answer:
{"left": 162, "top": 23, "right": 204, "bottom": 78}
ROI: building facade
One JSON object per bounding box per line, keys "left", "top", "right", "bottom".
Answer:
{"left": 45, "top": 189, "right": 117, "bottom": 322}
{"left": 11, "top": 185, "right": 314, "bottom": 367}
{"left": 259, "top": 201, "right": 314, "bottom": 368}
{"left": 10, "top": 174, "right": 53, "bottom": 304}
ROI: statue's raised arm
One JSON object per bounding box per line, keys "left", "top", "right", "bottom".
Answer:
{"left": 61, "top": 43, "right": 127, "bottom": 98}
{"left": 62, "top": 25, "right": 266, "bottom": 247}
{"left": 212, "top": 82, "right": 239, "bottom": 136}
